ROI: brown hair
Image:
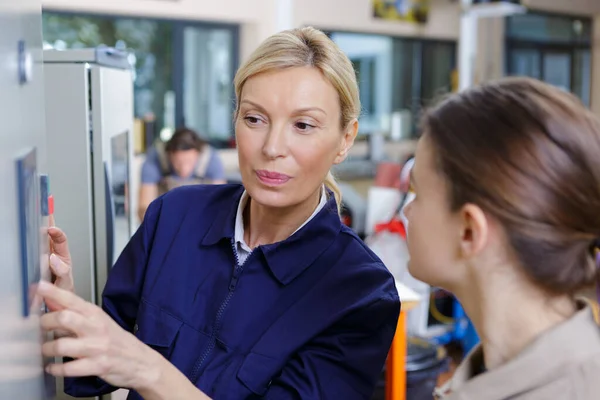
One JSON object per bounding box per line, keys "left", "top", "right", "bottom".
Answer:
{"left": 165, "top": 127, "right": 206, "bottom": 153}
{"left": 422, "top": 77, "right": 600, "bottom": 296}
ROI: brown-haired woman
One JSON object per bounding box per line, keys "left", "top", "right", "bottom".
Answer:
{"left": 403, "top": 77, "right": 600, "bottom": 400}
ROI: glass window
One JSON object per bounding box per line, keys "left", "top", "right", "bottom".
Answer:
{"left": 509, "top": 49, "right": 541, "bottom": 79}
{"left": 182, "top": 26, "right": 235, "bottom": 142}
{"left": 391, "top": 39, "right": 455, "bottom": 134}
{"left": 42, "top": 12, "right": 239, "bottom": 144}
{"left": 573, "top": 49, "right": 591, "bottom": 106}
{"left": 542, "top": 52, "right": 571, "bottom": 92}
{"left": 507, "top": 13, "right": 591, "bottom": 45}
{"left": 330, "top": 32, "right": 456, "bottom": 138}
{"left": 505, "top": 12, "right": 592, "bottom": 107}
{"left": 420, "top": 41, "right": 455, "bottom": 106}
{"left": 331, "top": 32, "right": 393, "bottom": 136}
{"left": 391, "top": 39, "right": 420, "bottom": 114}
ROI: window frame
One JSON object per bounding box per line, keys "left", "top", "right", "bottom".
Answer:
{"left": 504, "top": 10, "right": 593, "bottom": 105}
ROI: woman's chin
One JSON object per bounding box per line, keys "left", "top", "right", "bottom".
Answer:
{"left": 407, "top": 260, "right": 433, "bottom": 286}
{"left": 245, "top": 185, "right": 294, "bottom": 209}
{"left": 407, "top": 260, "right": 418, "bottom": 279}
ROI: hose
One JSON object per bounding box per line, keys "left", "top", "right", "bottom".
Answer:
{"left": 429, "top": 291, "right": 454, "bottom": 325}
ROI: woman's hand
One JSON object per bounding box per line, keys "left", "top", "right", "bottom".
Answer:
{"left": 38, "top": 282, "right": 164, "bottom": 391}
{"left": 47, "top": 222, "right": 74, "bottom": 295}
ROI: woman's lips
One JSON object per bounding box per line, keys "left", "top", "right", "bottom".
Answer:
{"left": 255, "top": 170, "right": 292, "bottom": 186}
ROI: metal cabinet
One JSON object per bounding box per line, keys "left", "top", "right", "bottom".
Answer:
{"left": 0, "top": 0, "right": 51, "bottom": 398}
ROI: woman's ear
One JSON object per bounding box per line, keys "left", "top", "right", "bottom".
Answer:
{"left": 459, "top": 203, "right": 489, "bottom": 259}
{"left": 334, "top": 119, "right": 358, "bottom": 164}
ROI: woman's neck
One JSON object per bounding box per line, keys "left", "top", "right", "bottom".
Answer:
{"left": 243, "top": 187, "right": 322, "bottom": 248}
{"left": 455, "top": 269, "right": 576, "bottom": 370}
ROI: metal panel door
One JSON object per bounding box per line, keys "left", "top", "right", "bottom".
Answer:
{"left": 45, "top": 62, "right": 99, "bottom": 400}
{"left": 45, "top": 63, "right": 96, "bottom": 306}
{"left": 0, "top": 0, "right": 50, "bottom": 398}
{"left": 90, "top": 65, "right": 135, "bottom": 307}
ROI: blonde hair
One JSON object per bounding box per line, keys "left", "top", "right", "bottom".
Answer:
{"left": 233, "top": 27, "right": 360, "bottom": 212}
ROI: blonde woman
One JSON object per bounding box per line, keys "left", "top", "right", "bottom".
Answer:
{"left": 39, "top": 27, "right": 400, "bottom": 400}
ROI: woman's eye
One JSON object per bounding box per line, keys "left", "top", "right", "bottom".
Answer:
{"left": 244, "top": 116, "right": 262, "bottom": 125}
{"left": 295, "top": 121, "right": 315, "bottom": 131}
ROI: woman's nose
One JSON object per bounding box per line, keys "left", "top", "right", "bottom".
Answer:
{"left": 262, "top": 125, "right": 288, "bottom": 159}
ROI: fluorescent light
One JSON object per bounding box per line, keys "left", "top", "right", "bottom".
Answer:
{"left": 464, "top": 2, "right": 527, "bottom": 18}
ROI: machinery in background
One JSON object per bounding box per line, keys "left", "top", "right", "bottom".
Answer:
{"left": 339, "top": 182, "right": 368, "bottom": 239}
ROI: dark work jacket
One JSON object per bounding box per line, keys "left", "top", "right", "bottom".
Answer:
{"left": 65, "top": 184, "right": 400, "bottom": 399}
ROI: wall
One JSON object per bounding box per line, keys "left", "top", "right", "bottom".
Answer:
{"left": 472, "top": 17, "right": 505, "bottom": 84}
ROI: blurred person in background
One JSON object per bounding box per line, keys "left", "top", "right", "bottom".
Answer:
{"left": 40, "top": 26, "right": 400, "bottom": 400}
{"left": 403, "top": 77, "right": 600, "bottom": 400}
{"left": 138, "top": 127, "right": 227, "bottom": 220}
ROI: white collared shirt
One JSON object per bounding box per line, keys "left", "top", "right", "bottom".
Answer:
{"left": 233, "top": 186, "right": 328, "bottom": 266}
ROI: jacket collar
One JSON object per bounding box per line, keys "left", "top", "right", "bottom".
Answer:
{"left": 437, "top": 299, "right": 600, "bottom": 400}
{"left": 200, "top": 186, "right": 242, "bottom": 244}
{"left": 201, "top": 186, "right": 341, "bottom": 285}
{"left": 233, "top": 186, "right": 328, "bottom": 251}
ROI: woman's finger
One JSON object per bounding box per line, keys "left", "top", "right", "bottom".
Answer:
{"left": 42, "top": 336, "right": 105, "bottom": 359}
{"left": 49, "top": 253, "right": 70, "bottom": 277}
{"left": 48, "top": 227, "right": 71, "bottom": 260}
{"left": 48, "top": 226, "right": 68, "bottom": 246}
{"left": 40, "top": 310, "right": 90, "bottom": 336}
{"left": 46, "top": 357, "right": 106, "bottom": 378}
{"left": 48, "top": 215, "right": 55, "bottom": 253}
{"left": 37, "top": 282, "right": 93, "bottom": 315}
{"left": 45, "top": 298, "right": 65, "bottom": 312}
{"left": 51, "top": 328, "right": 76, "bottom": 339}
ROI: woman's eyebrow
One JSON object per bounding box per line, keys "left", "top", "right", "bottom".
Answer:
{"left": 293, "top": 107, "right": 327, "bottom": 116}
{"left": 240, "top": 99, "right": 268, "bottom": 113}
{"left": 241, "top": 100, "right": 327, "bottom": 118}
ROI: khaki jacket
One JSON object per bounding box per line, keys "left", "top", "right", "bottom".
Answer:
{"left": 435, "top": 301, "right": 600, "bottom": 400}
